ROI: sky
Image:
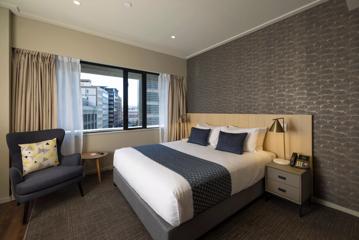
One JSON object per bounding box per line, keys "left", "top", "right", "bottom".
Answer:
{"left": 80, "top": 73, "right": 140, "bottom": 107}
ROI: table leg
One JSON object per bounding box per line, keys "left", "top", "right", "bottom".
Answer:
{"left": 96, "top": 158, "right": 102, "bottom": 183}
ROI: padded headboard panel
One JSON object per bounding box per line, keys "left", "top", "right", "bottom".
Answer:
{"left": 187, "top": 113, "right": 313, "bottom": 168}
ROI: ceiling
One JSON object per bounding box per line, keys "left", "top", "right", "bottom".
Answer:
{"left": 0, "top": 0, "right": 326, "bottom": 59}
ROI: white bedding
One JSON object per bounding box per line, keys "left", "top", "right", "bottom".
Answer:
{"left": 113, "top": 140, "right": 275, "bottom": 227}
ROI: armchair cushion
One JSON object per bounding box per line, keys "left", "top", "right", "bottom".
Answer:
{"left": 61, "top": 153, "right": 81, "bottom": 166}
{"left": 16, "top": 165, "right": 83, "bottom": 195}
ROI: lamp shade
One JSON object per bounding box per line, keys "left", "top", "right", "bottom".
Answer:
{"left": 269, "top": 119, "right": 285, "bottom": 133}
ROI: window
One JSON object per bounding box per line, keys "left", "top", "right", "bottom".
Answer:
{"left": 80, "top": 62, "right": 159, "bottom": 132}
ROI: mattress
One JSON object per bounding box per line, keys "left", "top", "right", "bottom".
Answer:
{"left": 113, "top": 140, "right": 275, "bottom": 227}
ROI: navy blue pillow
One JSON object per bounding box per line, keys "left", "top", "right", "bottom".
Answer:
{"left": 188, "top": 127, "right": 211, "bottom": 146}
{"left": 216, "top": 131, "right": 248, "bottom": 154}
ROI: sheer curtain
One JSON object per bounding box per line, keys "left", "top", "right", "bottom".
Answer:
{"left": 158, "top": 73, "right": 170, "bottom": 142}
{"left": 56, "top": 56, "right": 83, "bottom": 155}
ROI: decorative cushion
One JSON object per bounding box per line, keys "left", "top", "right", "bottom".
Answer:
{"left": 196, "top": 123, "right": 228, "bottom": 148}
{"left": 224, "top": 127, "right": 267, "bottom": 152}
{"left": 216, "top": 131, "right": 248, "bottom": 154}
{"left": 188, "top": 127, "right": 211, "bottom": 146}
{"left": 19, "top": 138, "right": 59, "bottom": 176}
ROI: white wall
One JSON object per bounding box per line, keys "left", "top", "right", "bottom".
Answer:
{"left": 0, "top": 7, "right": 11, "bottom": 203}
{"left": 82, "top": 129, "right": 159, "bottom": 173}
{"left": 12, "top": 16, "right": 186, "bottom": 76}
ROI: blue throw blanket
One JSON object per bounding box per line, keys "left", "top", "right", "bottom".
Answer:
{"left": 134, "top": 144, "right": 232, "bottom": 216}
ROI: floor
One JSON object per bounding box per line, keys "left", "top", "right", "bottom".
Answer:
{"left": 0, "top": 201, "right": 27, "bottom": 240}
{"left": 1, "top": 171, "right": 358, "bottom": 240}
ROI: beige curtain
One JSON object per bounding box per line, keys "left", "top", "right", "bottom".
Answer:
{"left": 11, "top": 49, "right": 57, "bottom": 132}
{"left": 167, "top": 75, "right": 188, "bottom": 141}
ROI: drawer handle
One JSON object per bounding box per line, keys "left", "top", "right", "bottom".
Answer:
{"left": 278, "top": 175, "right": 286, "bottom": 180}
{"left": 278, "top": 187, "right": 287, "bottom": 193}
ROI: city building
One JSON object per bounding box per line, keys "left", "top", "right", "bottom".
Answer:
{"left": 128, "top": 105, "right": 141, "bottom": 127}
{"left": 146, "top": 74, "right": 159, "bottom": 126}
{"left": 80, "top": 79, "right": 109, "bottom": 129}
{"left": 105, "top": 87, "right": 123, "bottom": 128}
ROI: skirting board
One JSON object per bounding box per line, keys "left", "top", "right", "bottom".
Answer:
{"left": 313, "top": 197, "right": 359, "bottom": 218}
{"left": 0, "top": 196, "right": 12, "bottom": 204}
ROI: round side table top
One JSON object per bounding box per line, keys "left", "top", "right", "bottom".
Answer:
{"left": 81, "top": 152, "right": 108, "bottom": 160}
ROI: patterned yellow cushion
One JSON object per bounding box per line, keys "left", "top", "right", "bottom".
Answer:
{"left": 19, "top": 138, "right": 59, "bottom": 176}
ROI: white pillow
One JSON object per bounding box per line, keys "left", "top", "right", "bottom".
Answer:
{"left": 195, "top": 123, "right": 227, "bottom": 148}
{"left": 224, "top": 127, "right": 267, "bottom": 152}
{"left": 195, "top": 123, "right": 211, "bottom": 129}
{"left": 255, "top": 128, "right": 267, "bottom": 151}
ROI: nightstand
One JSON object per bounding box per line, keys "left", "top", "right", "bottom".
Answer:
{"left": 265, "top": 161, "right": 312, "bottom": 217}
{"left": 81, "top": 152, "right": 109, "bottom": 183}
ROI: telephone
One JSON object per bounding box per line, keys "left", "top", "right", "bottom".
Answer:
{"left": 290, "top": 152, "right": 310, "bottom": 169}
{"left": 290, "top": 152, "right": 298, "bottom": 167}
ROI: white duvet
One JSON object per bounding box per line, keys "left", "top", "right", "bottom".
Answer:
{"left": 113, "top": 140, "right": 275, "bottom": 227}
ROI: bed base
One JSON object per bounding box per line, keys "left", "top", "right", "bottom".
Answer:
{"left": 113, "top": 168, "right": 264, "bottom": 240}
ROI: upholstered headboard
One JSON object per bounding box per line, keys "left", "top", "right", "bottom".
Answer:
{"left": 186, "top": 113, "right": 313, "bottom": 169}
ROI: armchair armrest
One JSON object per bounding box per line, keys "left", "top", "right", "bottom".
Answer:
{"left": 9, "top": 167, "right": 23, "bottom": 186}
{"left": 61, "top": 153, "right": 82, "bottom": 166}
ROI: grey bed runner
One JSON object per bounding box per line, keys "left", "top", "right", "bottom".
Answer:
{"left": 134, "top": 144, "right": 231, "bottom": 216}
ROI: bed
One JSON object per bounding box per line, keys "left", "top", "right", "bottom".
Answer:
{"left": 113, "top": 113, "right": 313, "bottom": 240}
{"left": 113, "top": 140, "right": 275, "bottom": 240}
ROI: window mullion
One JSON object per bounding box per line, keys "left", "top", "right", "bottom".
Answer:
{"left": 123, "top": 70, "right": 129, "bottom": 130}
{"left": 142, "top": 72, "right": 147, "bottom": 128}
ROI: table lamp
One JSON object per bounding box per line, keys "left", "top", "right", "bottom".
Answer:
{"left": 269, "top": 118, "right": 289, "bottom": 165}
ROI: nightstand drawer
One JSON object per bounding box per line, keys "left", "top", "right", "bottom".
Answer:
{"left": 267, "top": 167, "right": 300, "bottom": 187}
{"left": 266, "top": 179, "right": 300, "bottom": 203}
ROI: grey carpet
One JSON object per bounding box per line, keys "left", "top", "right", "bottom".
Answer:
{"left": 26, "top": 171, "right": 359, "bottom": 240}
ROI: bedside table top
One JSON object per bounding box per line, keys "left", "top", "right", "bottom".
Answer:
{"left": 266, "top": 161, "right": 308, "bottom": 175}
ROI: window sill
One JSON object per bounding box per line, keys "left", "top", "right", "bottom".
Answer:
{"left": 83, "top": 127, "right": 159, "bottom": 136}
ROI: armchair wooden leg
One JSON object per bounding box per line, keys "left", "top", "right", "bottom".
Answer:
{"left": 78, "top": 182, "right": 84, "bottom": 197}
{"left": 23, "top": 201, "right": 32, "bottom": 224}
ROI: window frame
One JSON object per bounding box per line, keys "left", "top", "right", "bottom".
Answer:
{"left": 80, "top": 60, "right": 159, "bottom": 132}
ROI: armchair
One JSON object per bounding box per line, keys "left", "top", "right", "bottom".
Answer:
{"left": 6, "top": 128, "right": 85, "bottom": 224}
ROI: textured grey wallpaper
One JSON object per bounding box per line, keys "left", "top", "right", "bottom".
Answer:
{"left": 187, "top": 0, "right": 359, "bottom": 211}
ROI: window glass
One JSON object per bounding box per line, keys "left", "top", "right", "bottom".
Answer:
{"left": 80, "top": 69, "right": 124, "bottom": 130}
{"left": 128, "top": 72, "right": 143, "bottom": 128}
